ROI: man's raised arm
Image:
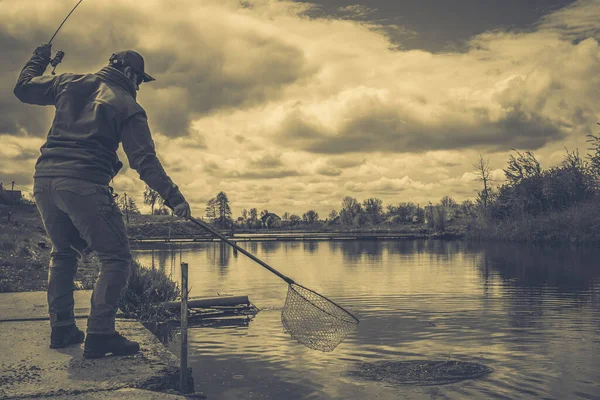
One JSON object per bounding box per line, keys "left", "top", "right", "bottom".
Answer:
{"left": 121, "top": 112, "right": 191, "bottom": 218}
{"left": 14, "top": 44, "right": 61, "bottom": 106}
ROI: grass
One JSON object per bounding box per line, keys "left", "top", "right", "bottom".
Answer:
{"left": 118, "top": 260, "right": 180, "bottom": 323}
{"left": 466, "top": 200, "right": 600, "bottom": 245}
{"left": 0, "top": 205, "right": 101, "bottom": 292}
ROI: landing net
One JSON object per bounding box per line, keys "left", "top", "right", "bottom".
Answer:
{"left": 281, "top": 283, "right": 359, "bottom": 352}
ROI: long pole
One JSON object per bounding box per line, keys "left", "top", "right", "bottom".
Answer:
{"left": 124, "top": 192, "right": 129, "bottom": 223}
{"left": 7, "top": 181, "right": 15, "bottom": 223}
{"left": 180, "top": 262, "right": 189, "bottom": 394}
{"left": 188, "top": 216, "right": 294, "bottom": 285}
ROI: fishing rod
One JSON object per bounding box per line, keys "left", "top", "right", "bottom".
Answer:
{"left": 47, "top": 0, "right": 85, "bottom": 75}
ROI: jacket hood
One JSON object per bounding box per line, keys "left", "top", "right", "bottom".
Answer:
{"left": 95, "top": 66, "right": 137, "bottom": 100}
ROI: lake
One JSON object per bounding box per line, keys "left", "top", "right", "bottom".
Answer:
{"left": 131, "top": 239, "right": 600, "bottom": 399}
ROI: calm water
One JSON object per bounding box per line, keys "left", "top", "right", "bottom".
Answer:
{"left": 131, "top": 240, "right": 600, "bottom": 400}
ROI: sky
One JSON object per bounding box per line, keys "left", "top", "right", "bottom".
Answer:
{"left": 1, "top": 0, "right": 599, "bottom": 218}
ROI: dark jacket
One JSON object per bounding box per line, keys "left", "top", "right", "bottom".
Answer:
{"left": 13, "top": 51, "right": 185, "bottom": 208}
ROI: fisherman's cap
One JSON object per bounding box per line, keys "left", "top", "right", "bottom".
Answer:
{"left": 109, "top": 50, "right": 155, "bottom": 83}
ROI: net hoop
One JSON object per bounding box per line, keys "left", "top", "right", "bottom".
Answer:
{"left": 281, "top": 282, "right": 359, "bottom": 352}
{"left": 289, "top": 283, "right": 359, "bottom": 325}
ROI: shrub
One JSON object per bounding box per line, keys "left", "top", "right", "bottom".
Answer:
{"left": 118, "top": 260, "right": 180, "bottom": 323}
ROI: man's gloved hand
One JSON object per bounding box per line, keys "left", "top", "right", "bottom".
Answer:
{"left": 34, "top": 44, "right": 52, "bottom": 62}
{"left": 173, "top": 200, "right": 191, "bottom": 219}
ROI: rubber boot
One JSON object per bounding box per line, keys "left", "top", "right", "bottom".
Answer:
{"left": 83, "top": 332, "right": 140, "bottom": 359}
{"left": 50, "top": 324, "right": 85, "bottom": 349}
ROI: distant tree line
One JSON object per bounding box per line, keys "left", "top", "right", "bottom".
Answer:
{"left": 107, "top": 128, "right": 600, "bottom": 244}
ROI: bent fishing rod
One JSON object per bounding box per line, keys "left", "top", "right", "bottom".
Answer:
{"left": 47, "top": 0, "right": 86, "bottom": 75}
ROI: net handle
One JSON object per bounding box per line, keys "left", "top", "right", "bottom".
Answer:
{"left": 188, "top": 216, "right": 295, "bottom": 285}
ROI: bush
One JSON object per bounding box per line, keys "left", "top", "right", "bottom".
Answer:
{"left": 118, "top": 260, "right": 180, "bottom": 323}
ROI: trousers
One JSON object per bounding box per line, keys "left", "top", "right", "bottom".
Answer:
{"left": 33, "top": 177, "right": 132, "bottom": 334}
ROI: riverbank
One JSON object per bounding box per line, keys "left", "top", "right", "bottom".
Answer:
{"left": 0, "top": 205, "right": 101, "bottom": 293}
{"left": 466, "top": 199, "right": 600, "bottom": 246}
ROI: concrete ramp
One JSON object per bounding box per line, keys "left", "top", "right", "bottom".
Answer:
{"left": 0, "top": 291, "right": 199, "bottom": 399}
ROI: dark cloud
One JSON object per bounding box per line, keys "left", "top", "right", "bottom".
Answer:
{"left": 328, "top": 156, "right": 365, "bottom": 168}
{"left": 0, "top": 171, "right": 35, "bottom": 187}
{"left": 0, "top": 32, "right": 55, "bottom": 137}
{"left": 336, "top": 5, "right": 378, "bottom": 20}
{"left": 10, "top": 148, "right": 39, "bottom": 161}
{"left": 224, "top": 169, "right": 299, "bottom": 179}
{"left": 299, "top": 0, "right": 577, "bottom": 52}
{"left": 1, "top": 1, "right": 314, "bottom": 139}
{"left": 316, "top": 165, "right": 342, "bottom": 176}
{"left": 275, "top": 99, "right": 566, "bottom": 154}
{"left": 536, "top": 0, "right": 600, "bottom": 41}
{"left": 203, "top": 160, "right": 221, "bottom": 174}
{"left": 248, "top": 154, "right": 283, "bottom": 168}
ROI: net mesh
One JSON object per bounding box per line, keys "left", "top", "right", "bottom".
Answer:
{"left": 281, "top": 283, "right": 358, "bottom": 352}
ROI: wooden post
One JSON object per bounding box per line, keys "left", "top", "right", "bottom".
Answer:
{"left": 124, "top": 192, "right": 129, "bottom": 223}
{"left": 7, "top": 181, "right": 15, "bottom": 223}
{"left": 180, "top": 262, "right": 189, "bottom": 394}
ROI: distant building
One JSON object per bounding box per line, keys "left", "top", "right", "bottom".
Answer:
{"left": 260, "top": 212, "right": 282, "bottom": 228}
{"left": 0, "top": 189, "right": 22, "bottom": 205}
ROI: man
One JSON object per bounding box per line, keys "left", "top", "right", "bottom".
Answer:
{"left": 14, "top": 44, "right": 191, "bottom": 359}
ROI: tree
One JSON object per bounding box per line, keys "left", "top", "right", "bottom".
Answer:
{"left": 460, "top": 199, "right": 475, "bottom": 217}
{"left": 143, "top": 186, "right": 163, "bottom": 215}
{"left": 205, "top": 197, "right": 217, "bottom": 222}
{"left": 340, "top": 196, "right": 361, "bottom": 226}
{"left": 128, "top": 197, "right": 140, "bottom": 215}
{"left": 289, "top": 214, "right": 301, "bottom": 225}
{"left": 387, "top": 202, "right": 417, "bottom": 222}
{"left": 327, "top": 209, "right": 338, "bottom": 222}
{"left": 504, "top": 150, "right": 541, "bottom": 185}
{"left": 440, "top": 196, "right": 458, "bottom": 208}
{"left": 473, "top": 155, "right": 491, "bottom": 209}
{"left": 260, "top": 209, "right": 269, "bottom": 218}
{"left": 116, "top": 194, "right": 140, "bottom": 215}
{"left": 215, "top": 191, "right": 232, "bottom": 228}
{"left": 362, "top": 198, "right": 383, "bottom": 224}
{"left": 587, "top": 132, "right": 600, "bottom": 188}
{"left": 249, "top": 208, "right": 258, "bottom": 223}
{"left": 282, "top": 212, "right": 290, "bottom": 222}
{"left": 302, "top": 210, "right": 319, "bottom": 224}
{"left": 154, "top": 205, "right": 170, "bottom": 215}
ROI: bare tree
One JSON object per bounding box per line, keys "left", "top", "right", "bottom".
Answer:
{"left": 143, "top": 186, "right": 163, "bottom": 215}
{"left": 473, "top": 155, "right": 491, "bottom": 209}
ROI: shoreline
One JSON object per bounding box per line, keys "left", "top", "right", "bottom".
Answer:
{"left": 129, "top": 230, "right": 464, "bottom": 243}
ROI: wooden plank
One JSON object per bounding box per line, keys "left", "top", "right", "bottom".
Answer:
{"left": 163, "top": 295, "right": 250, "bottom": 309}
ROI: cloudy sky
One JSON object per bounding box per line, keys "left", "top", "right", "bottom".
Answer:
{"left": 1, "top": 0, "right": 599, "bottom": 217}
